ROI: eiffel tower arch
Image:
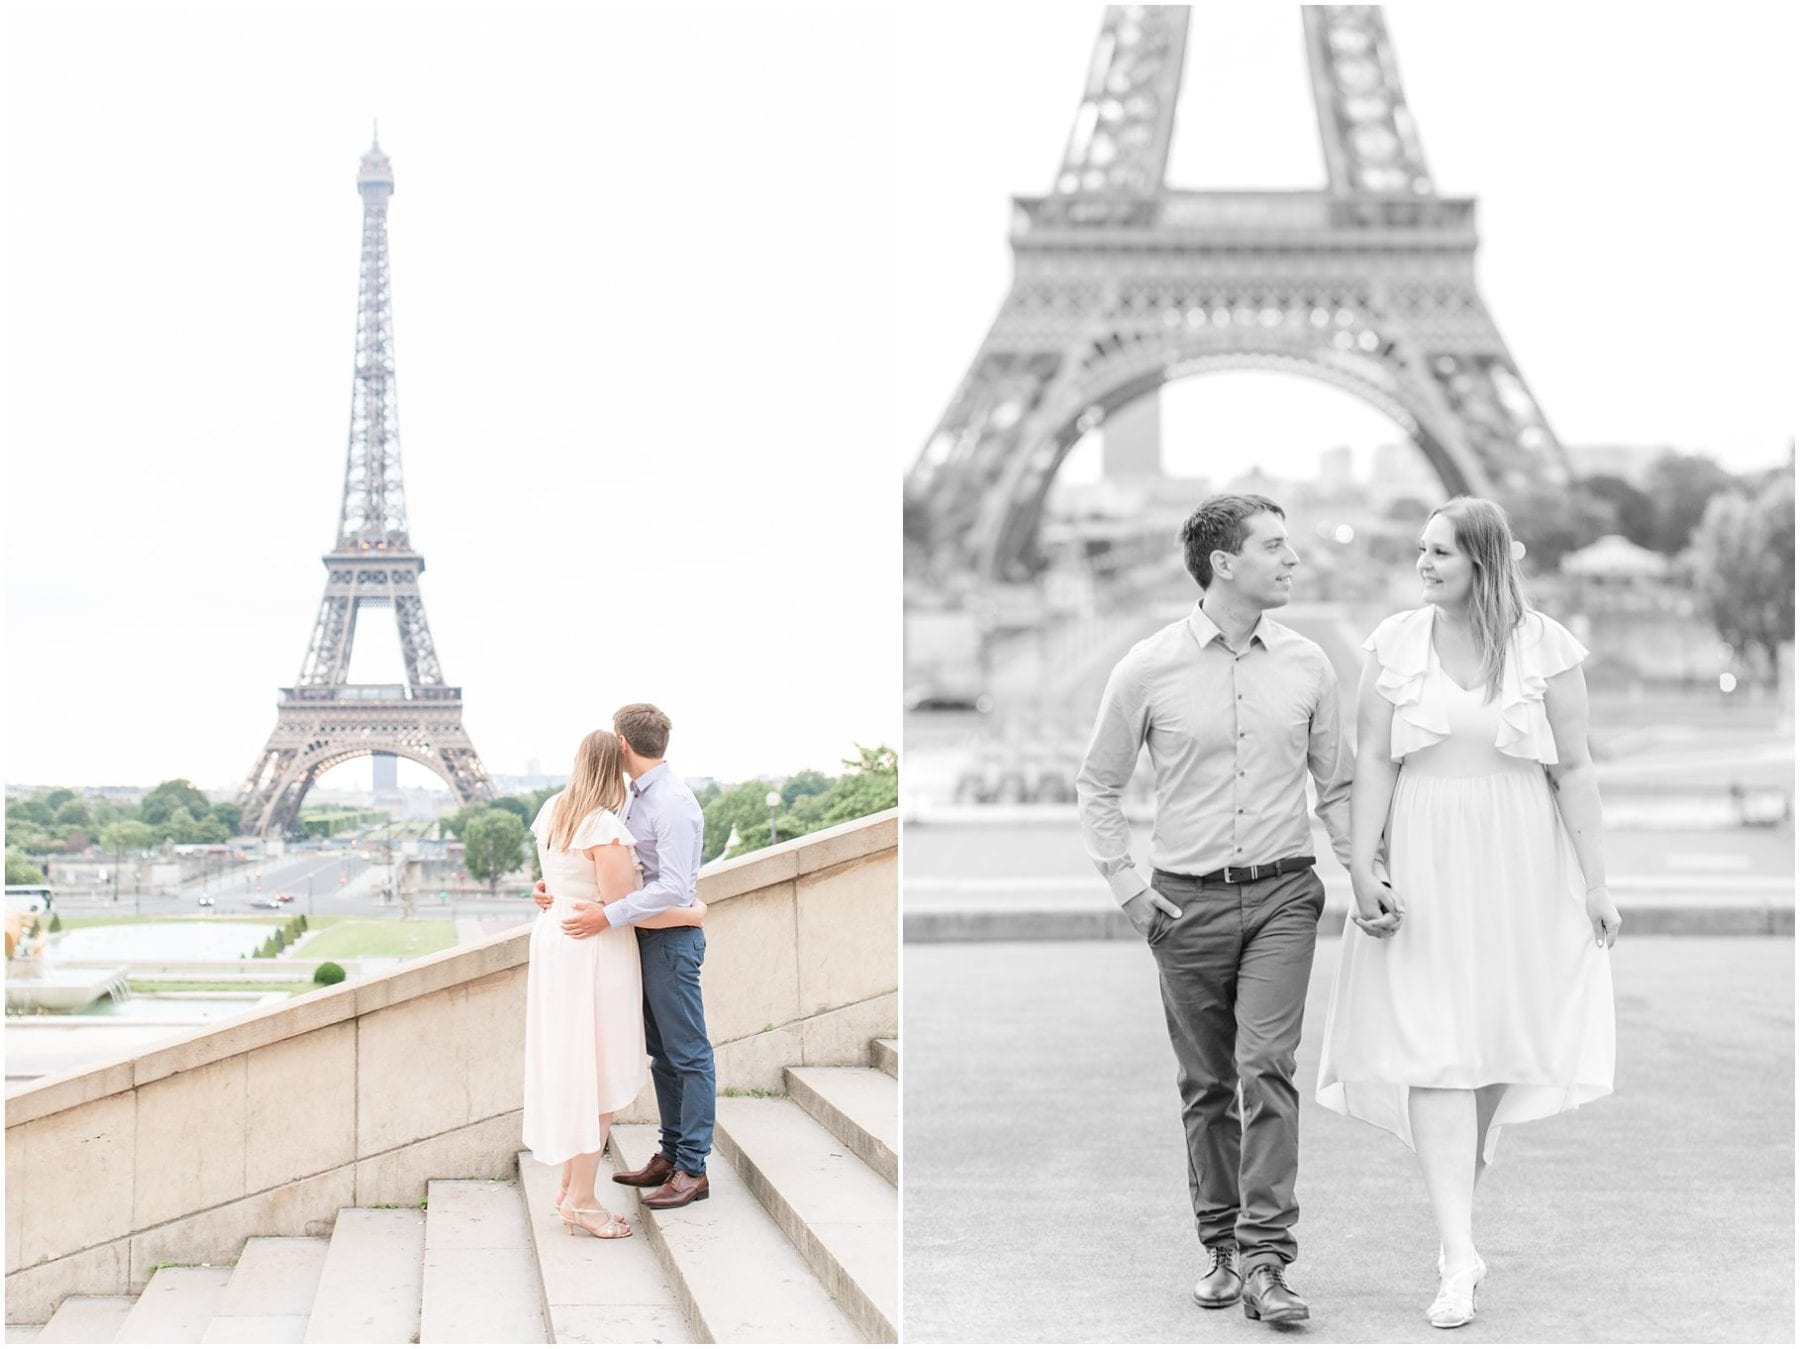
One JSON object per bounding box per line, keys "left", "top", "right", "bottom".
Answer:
{"left": 239, "top": 137, "right": 495, "bottom": 837}
{"left": 908, "top": 5, "right": 1570, "bottom": 584}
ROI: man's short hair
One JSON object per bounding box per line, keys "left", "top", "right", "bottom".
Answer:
{"left": 1180, "top": 493, "right": 1286, "bottom": 589}
{"left": 613, "top": 703, "right": 672, "bottom": 759}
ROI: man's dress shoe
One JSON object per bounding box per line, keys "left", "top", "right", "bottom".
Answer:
{"left": 1192, "top": 1246, "right": 1242, "bottom": 1309}
{"left": 641, "top": 1170, "right": 710, "bottom": 1210}
{"left": 611, "top": 1154, "right": 676, "bottom": 1188}
{"left": 1241, "top": 1262, "right": 1309, "bottom": 1324}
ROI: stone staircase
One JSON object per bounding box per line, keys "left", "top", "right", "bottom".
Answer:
{"left": 6, "top": 1038, "right": 898, "bottom": 1345}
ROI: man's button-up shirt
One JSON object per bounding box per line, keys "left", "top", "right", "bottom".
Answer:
{"left": 605, "top": 761, "right": 705, "bottom": 928}
{"left": 1076, "top": 605, "right": 1353, "bottom": 904}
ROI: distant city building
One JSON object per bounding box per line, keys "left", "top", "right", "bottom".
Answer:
{"left": 1317, "top": 445, "right": 1356, "bottom": 488}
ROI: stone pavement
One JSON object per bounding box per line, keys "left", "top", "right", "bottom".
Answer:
{"left": 902, "top": 936, "right": 1795, "bottom": 1343}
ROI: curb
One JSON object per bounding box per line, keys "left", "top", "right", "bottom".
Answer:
{"left": 904, "top": 903, "right": 1795, "bottom": 942}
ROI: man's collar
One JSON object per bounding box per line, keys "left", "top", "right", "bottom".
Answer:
{"left": 1187, "top": 602, "right": 1270, "bottom": 651}
{"left": 630, "top": 761, "right": 671, "bottom": 794}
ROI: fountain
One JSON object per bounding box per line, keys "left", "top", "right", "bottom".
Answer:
{"left": 4, "top": 910, "right": 132, "bottom": 1014}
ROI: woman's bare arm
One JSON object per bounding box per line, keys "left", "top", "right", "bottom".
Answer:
{"left": 1350, "top": 652, "right": 1404, "bottom": 934}
{"left": 637, "top": 898, "right": 707, "bottom": 929}
{"left": 1544, "top": 663, "right": 1620, "bottom": 945}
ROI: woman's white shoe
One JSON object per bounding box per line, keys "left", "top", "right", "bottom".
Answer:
{"left": 1427, "top": 1256, "right": 1486, "bottom": 1329}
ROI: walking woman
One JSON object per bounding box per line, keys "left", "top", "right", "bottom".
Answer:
{"left": 1316, "top": 497, "right": 1618, "bottom": 1329}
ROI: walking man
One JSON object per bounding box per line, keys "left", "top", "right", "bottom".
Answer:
{"left": 537, "top": 702, "right": 716, "bottom": 1209}
{"left": 1076, "top": 494, "right": 1357, "bottom": 1325}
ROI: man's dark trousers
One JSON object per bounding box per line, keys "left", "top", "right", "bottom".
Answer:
{"left": 638, "top": 926, "right": 715, "bottom": 1175}
{"left": 1147, "top": 867, "right": 1325, "bottom": 1271}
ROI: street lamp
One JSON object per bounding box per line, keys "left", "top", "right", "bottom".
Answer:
{"left": 766, "top": 790, "right": 781, "bottom": 846}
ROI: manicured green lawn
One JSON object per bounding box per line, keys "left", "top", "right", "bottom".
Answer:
{"left": 297, "top": 920, "right": 458, "bottom": 960}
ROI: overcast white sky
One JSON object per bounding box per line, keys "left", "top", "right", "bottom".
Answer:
{"left": 893, "top": 5, "right": 1799, "bottom": 483}
{"left": 5, "top": 3, "right": 1796, "bottom": 792}
{"left": 4, "top": 2, "right": 905, "bottom": 792}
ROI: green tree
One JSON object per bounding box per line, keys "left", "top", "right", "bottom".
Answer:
{"left": 1579, "top": 475, "right": 1659, "bottom": 548}
{"left": 781, "top": 770, "right": 833, "bottom": 808}
{"left": 8, "top": 797, "right": 52, "bottom": 827}
{"left": 462, "top": 810, "right": 528, "bottom": 894}
{"left": 43, "top": 788, "right": 75, "bottom": 813}
{"left": 138, "top": 779, "right": 212, "bottom": 826}
{"left": 209, "top": 801, "right": 243, "bottom": 836}
{"left": 53, "top": 798, "right": 92, "bottom": 831}
{"left": 490, "top": 796, "right": 533, "bottom": 824}
{"left": 1688, "top": 474, "right": 1796, "bottom": 688}
{"left": 5, "top": 848, "right": 45, "bottom": 885}
{"left": 701, "top": 780, "right": 781, "bottom": 863}
{"left": 99, "top": 820, "right": 157, "bottom": 855}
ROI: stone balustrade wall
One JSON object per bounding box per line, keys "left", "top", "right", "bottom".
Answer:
{"left": 4, "top": 811, "right": 896, "bottom": 1323}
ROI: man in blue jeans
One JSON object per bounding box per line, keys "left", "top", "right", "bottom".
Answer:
{"left": 533, "top": 702, "right": 714, "bottom": 1209}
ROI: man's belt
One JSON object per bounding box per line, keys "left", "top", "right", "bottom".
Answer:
{"left": 1166, "top": 855, "right": 1316, "bottom": 886}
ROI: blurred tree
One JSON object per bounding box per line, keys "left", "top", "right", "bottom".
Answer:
{"left": 53, "top": 799, "right": 93, "bottom": 831}
{"left": 1688, "top": 473, "right": 1796, "bottom": 688}
{"left": 138, "top": 779, "right": 212, "bottom": 826}
{"left": 6, "top": 848, "right": 45, "bottom": 885}
{"left": 209, "top": 801, "right": 243, "bottom": 835}
{"left": 1508, "top": 481, "right": 1616, "bottom": 572}
{"left": 463, "top": 810, "right": 528, "bottom": 894}
{"left": 1579, "top": 475, "right": 1659, "bottom": 548}
{"left": 781, "top": 770, "right": 833, "bottom": 808}
{"left": 99, "top": 820, "right": 157, "bottom": 855}
{"left": 1643, "top": 452, "right": 1740, "bottom": 554}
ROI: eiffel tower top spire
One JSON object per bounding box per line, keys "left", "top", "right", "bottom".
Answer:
{"left": 339, "top": 136, "right": 405, "bottom": 551}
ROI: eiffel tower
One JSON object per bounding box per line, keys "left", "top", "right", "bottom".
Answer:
{"left": 908, "top": 5, "right": 1570, "bottom": 584}
{"left": 238, "top": 136, "right": 495, "bottom": 837}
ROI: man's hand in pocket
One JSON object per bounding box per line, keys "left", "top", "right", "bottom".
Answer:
{"left": 1121, "top": 886, "right": 1181, "bottom": 938}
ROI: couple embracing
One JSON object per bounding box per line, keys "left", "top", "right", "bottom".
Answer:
{"left": 1078, "top": 493, "right": 1619, "bottom": 1330}
{"left": 520, "top": 702, "right": 714, "bottom": 1241}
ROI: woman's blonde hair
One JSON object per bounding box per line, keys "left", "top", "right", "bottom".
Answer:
{"left": 1429, "top": 496, "right": 1529, "bottom": 701}
{"left": 548, "top": 729, "right": 627, "bottom": 851}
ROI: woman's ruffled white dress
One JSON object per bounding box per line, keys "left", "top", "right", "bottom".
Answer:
{"left": 1316, "top": 608, "right": 1615, "bottom": 1161}
{"left": 521, "top": 795, "right": 648, "bottom": 1166}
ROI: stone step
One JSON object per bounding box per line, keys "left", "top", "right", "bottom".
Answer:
{"left": 201, "top": 1237, "right": 329, "bottom": 1343}
{"left": 114, "top": 1266, "right": 233, "bottom": 1343}
{"left": 514, "top": 1147, "right": 696, "bottom": 1343}
{"left": 785, "top": 1067, "right": 899, "bottom": 1187}
{"left": 606, "top": 1128, "right": 864, "bottom": 1344}
{"left": 3, "top": 1328, "right": 43, "bottom": 1343}
{"left": 35, "top": 1296, "right": 134, "bottom": 1343}
{"left": 302, "top": 1208, "right": 427, "bottom": 1344}
{"left": 418, "top": 1178, "right": 548, "bottom": 1344}
{"left": 871, "top": 1038, "right": 899, "bottom": 1079}
{"left": 715, "top": 1097, "right": 898, "bottom": 1343}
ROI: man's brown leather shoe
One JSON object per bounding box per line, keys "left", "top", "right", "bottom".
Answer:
{"left": 611, "top": 1154, "right": 676, "bottom": 1188}
{"left": 1192, "top": 1245, "right": 1241, "bottom": 1309}
{"left": 640, "top": 1170, "right": 709, "bottom": 1210}
{"left": 1241, "top": 1262, "right": 1308, "bottom": 1324}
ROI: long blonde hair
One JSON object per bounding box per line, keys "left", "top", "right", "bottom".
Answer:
{"left": 548, "top": 729, "right": 627, "bottom": 852}
{"left": 1430, "top": 496, "right": 1529, "bottom": 701}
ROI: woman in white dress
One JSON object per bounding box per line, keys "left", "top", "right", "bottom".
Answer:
{"left": 1315, "top": 497, "right": 1619, "bottom": 1329}
{"left": 522, "top": 728, "right": 705, "bottom": 1239}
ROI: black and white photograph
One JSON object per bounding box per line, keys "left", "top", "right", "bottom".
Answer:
{"left": 900, "top": 5, "right": 1794, "bottom": 1343}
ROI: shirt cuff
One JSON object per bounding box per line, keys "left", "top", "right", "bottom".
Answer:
{"left": 1107, "top": 866, "right": 1150, "bottom": 905}
{"left": 602, "top": 898, "right": 632, "bottom": 929}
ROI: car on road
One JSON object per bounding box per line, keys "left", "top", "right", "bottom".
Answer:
{"left": 197, "top": 894, "right": 214, "bottom": 908}
{"left": 274, "top": 893, "right": 295, "bottom": 904}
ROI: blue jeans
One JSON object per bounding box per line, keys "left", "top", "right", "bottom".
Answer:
{"left": 638, "top": 926, "right": 715, "bottom": 1175}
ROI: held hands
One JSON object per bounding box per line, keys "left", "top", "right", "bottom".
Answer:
{"left": 1350, "top": 864, "right": 1405, "bottom": 939}
{"left": 532, "top": 880, "right": 553, "bottom": 911}
{"left": 1585, "top": 885, "right": 1622, "bottom": 949}
{"left": 1121, "top": 886, "right": 1181, "bottom": 939}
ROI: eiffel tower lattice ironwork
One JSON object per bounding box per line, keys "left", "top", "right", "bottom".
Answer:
{"left": 908, "top": 5, "right": 1570, "bottom": 583}
{"left": 238, "top": 137, "right": 495, "bottom": 836}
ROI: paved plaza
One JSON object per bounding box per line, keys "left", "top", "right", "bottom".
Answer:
{"left": 903, "top": 936, "right": 1794, "bottom": 1343}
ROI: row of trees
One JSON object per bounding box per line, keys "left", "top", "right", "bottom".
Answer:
{"left": 6, "top": 779, "right": 243, "bottom": 884}
{"left": 434, "top": 745, "right": 900, "bottom": 892}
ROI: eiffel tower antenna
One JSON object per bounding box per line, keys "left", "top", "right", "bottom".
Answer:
{"left": 238, "top": 140, "right": 494, "bottom": 837}
{"left": 908, "top": 5, "right": 1568, "bottom": 583}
